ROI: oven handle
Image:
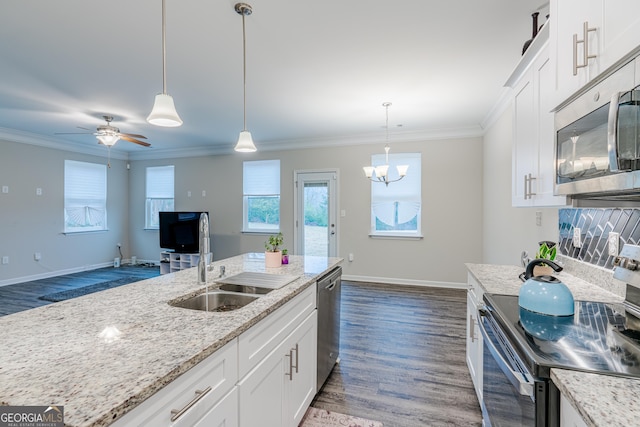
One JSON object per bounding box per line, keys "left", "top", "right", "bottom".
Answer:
{"left": 608, "top": 91, "right": 621, "bottom": 172}
{"left": 478, "top": 309, "right": 534, "bottom": 398}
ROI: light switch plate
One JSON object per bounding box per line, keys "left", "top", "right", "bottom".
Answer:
{"left": 608, "top": 232, "right": 620, "bottom": 256}
{"left": 573, "top": 227, "right": 582, "bottom": 248}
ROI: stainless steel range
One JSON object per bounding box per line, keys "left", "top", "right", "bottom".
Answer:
{"left": 478, "top": 244, "right": 640, "bottom": 426}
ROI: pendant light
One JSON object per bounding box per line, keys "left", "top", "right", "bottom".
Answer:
{"left": 147, "top": 0, "right": 183, "bottom": 127}
{"left": 363, "top": 102, "right": 409, "bottom": 186}
{"left": 234, "top": 3, "right": 257, "bottom": 152}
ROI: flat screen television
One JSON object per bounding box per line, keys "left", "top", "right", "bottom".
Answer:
{"left": 159, "top": 211, "right": 208, "bottom": 253}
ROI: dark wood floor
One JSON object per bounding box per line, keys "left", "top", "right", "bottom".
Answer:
{"left": 0, "top": 264, "right": 160, "bottom": 316}
{"left": 313, "top": 281, "right": 482, "bottom": 427}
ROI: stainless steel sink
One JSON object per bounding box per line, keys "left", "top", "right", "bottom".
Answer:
{"left": 218, "top": 283, "right": 273, "bottom": 295}
{"left": 171, "top": 291, "right": 259, "bottom": 312}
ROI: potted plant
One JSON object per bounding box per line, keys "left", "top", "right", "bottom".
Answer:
{"left": 533, "top": 240, "right": 557, "bottom": 276}
{"left": 264, "top": 232, "right": 284, "bottom": 268}
{"left": 281, "top": 249, "right": 289, "bottom": 265}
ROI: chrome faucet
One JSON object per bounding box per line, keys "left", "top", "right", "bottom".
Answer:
{"left": 197, "top": 213, "right": 211, "bottom": 285}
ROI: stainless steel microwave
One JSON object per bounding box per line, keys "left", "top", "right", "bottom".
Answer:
{"left": 555, "top": 57, "right": 640, "bottom": 199}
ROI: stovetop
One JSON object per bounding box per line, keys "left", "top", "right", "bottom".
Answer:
{"left": 484, "top": 293, "right": 640, "bottom": 379}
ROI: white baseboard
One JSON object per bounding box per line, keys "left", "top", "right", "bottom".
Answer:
{"left": 341, "top": 274, "right": 467, "bottom": 290}
{"left": 0, "top": 259, "right": 159, "bottom": 287}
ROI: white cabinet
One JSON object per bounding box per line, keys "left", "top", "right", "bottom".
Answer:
{"left": 551, "top": 0, "right": 640, "bottom": 106}
{"left": 560, "top": 393, "right": 588, "bottom": 427}
{"left": 466, "top": 273, "right": 483, "bottom": 403}
{"left": 111, "top": 338, "right": 238, "bottom": 427}
{"left": 511, "top": 40, "right": 568, "bottom": 207}
{"left": 160, "top": 251, "right": 201, "bottom": 275}
{"left": 238, "top": 311, "right": 317, "bottom": 427}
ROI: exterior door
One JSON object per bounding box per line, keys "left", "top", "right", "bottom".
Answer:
{"left": 294, "top": 171, "right": 338, "bottom": 257}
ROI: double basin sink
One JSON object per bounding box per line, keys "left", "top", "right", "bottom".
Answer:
{"left": 170, "top": 272, "right": 300, "bottom": 313}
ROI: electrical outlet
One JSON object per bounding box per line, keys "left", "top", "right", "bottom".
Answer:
{"left": 535, "top": 211, "right": 542, "bottom": 227}
{"left": 36, "top": 188, "right": 42, "bottom": 196}
{"left": 2, "top": 256, "right": 8, "bottom": 264}
{"left": 117, "top": 243, "right": 121, "bottom": 248}
{"left": 348, "top": 253, "right": 354, "bottom": 262}
{"left": 2, "top": 185, "right": 8, "bottom": 194}
{"left": 34, "top": 252, "right": 41, "bottom": 261}
{"left": 608, "top": 232, "right": 620, "bottom": 256}
{"left": 573, "top": 227, "right": 582, "bottom": 248}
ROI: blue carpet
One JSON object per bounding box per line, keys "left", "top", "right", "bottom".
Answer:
{"left": 39, "top": 277, "right": 140, "bottom": 302}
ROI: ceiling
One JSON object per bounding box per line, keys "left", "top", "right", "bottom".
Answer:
{"left": 0, "top": 0, "right": 548, "bottom": 160}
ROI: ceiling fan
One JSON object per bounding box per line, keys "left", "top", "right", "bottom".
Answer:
{"left": 56, "top": 115, "right": 151, "bottom": 148}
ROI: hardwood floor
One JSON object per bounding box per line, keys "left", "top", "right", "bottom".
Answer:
{"left": 0, "top": 265, "right": 160, "bottom": 316}
{"left": 313, "top": 281, "right": 482, "bottom": 427}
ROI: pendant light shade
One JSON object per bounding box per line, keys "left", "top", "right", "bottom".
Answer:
{"left": 96, "top": 134, "right": 121, "bottom": 147}
{"left": 234, "top": 3, "right": 257, "bottom": 152}
{"left": 235, "top": 130, "right": 256, "bottom": 152}
{"left": 147, "top": 93, "right": 182, "bottom": 127}
{"left": 147, "top": 0, "right": 182, "bottom": 127}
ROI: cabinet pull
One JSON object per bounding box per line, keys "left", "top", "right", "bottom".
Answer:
{"left": 170, "top": 386, "right": 212, "bottom": 421}
{"left": 292, "top": 343, "right": 299, "bottom": 374}
{"left": 285, "top": 349, "right": 294, "bottom": 381}
{"left": 573, "top": 21, "right": 597, "bottom": 76}
{"left": 524, "top": 174, "right": 537, "bottom": 199}
{"left": 469, "top": 315, "right": 476, "bottom": 342}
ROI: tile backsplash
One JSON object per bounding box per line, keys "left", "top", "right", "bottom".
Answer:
{"left": 559, "top": 208, "right": 640, "bottom": 270}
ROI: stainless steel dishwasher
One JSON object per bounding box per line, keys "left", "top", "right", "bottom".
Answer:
{"left": 316, "top": 266, "right": 341, "bottom": 391}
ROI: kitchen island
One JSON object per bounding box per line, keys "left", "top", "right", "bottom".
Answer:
{"left": 466, "top": 263, "right": 640, "bottom": 427}
{"left": 0, "top": 253, "right": 341, "bottom": 427}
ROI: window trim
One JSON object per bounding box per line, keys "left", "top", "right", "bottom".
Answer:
{"left": 63, "top": 160, "right": 107, "bottom": 234}
{"left": 145, "top": 165, "right": 175, "bottom": 230}
{"left": 242, "top": 160, "right": 281, "bottom": 233}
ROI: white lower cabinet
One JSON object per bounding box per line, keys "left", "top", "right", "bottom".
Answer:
{"left": 466, "top": 273, "right": 483, "bottom": 404}
{"left": 560, "top": 393, "right": 588, "bottom": 427}
{"left": 238, "top": 310, "right": 318, "bottom": 427}
{"left": 111, "top": 338, "right": 238, "bottom": 427}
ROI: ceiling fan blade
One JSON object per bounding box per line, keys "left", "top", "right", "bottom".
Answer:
{"left": 119, "top": 135, "right": 151, "bottom": 147}
{"left": 55, "top": 132, "right": 93, "bottom": 135}
{"left": 77, "top": 126, "right": 93, "bottom": 131}
{"left": 119, "top": 132, "right": 147, "bottom": 139}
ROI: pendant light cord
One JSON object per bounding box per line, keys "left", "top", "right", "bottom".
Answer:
{"left": 242, "top": 10, "right": 247, "bottom": 131}
{"left": 161, "top": 0, "right": 167, "bottom": 94}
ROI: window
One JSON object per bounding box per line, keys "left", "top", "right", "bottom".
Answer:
{"left": 243, "top": 160, "right": 280, "bottom": 232}
{"left": 64, "top": 160, "right": 107, "bottom": 233}
{"left": 146, "top": 165, "right": 175, "bottom": 229}
{"left": 370, "top": 152, "right": 422, "bottom": 237}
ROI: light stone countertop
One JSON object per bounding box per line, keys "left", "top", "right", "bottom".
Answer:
{"left": 465, "top": 263, "right": 639, "bottom": 427}
{"left": 0, "top": 253, "right": 342, "bottom": 427}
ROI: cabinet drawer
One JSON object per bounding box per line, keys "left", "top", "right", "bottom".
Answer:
{"left": 112, "top": 338, "right": 238, "bottom": 427}
{"left": 238, "top": 284, "right": 316, "bottom": 378}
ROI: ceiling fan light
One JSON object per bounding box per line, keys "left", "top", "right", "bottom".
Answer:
{"left": 97, "top": 134, "right": 120, "bottom": 146}
{"left": 234, "top": 130, "right": 257, "bottom": 152}
{"left": 147, "top": 93, "right": 183, "bottom": 127}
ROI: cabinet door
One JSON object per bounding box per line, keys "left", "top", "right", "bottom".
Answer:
{"left": 551, "top": 0, "right": 601, "bottom": 105}
{"left": 600, "top": 0, "right": 640, "bottom": 71}
{"left": 238, "top": 343, "right": 286, "bottom": 427}
{"left": 512, "top": 71, "right": 536, "bottom": 207}
{"left": 466, "top": 291, "right": 482, "bottom": 401}
{"left": 560, "top": 393, "right": 588, "bottom": 427}
{"left": 285, "top": 311, "right": 318, "bottom": 427}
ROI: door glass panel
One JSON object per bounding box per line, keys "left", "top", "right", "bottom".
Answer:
{"left": 304, "top": 182, "right": 328, "bottom": 257}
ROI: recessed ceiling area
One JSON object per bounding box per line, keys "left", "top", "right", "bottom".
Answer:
{"left": 0, "top": 0, "right": 547, "bottom": 159}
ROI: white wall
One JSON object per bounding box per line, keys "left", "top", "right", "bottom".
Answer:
{"left": 130, "top": 137, "right": 484, "bottom": 285}
{"left": 482, "top": 106, "right": 559, "bottom": 266}
{"left": 0, "top": 139, "right": 130, "bottom": 285}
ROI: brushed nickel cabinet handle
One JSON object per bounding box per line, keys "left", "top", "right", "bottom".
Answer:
{"left": 573, "top": 21, "right": 597, "bottom": 75}
{"left": 170, "top": 386, "right": 212, "bottom": 421}
{"left": 469, "top": 314, "right": 476, "bottom": 342}
{"left": 293, "top": 343, "right": 299, "bottom": 374}
{"left": 285, "top": 349, "right": 294, "bottom": 381}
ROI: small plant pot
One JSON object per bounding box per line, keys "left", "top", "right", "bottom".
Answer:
{"left": 265, "top": 251, "right": 282, "bottom": 268}
{"left": 282, "top": 254, "right": 289, "bottom": 265}
{"left": 533, "top": 265, "right": 554, "bottom": 277}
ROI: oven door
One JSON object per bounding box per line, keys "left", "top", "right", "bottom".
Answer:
{"left": 478, "top": 307, "right": 536, "bottom": 426}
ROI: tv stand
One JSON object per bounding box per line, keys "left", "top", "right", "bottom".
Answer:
{"left": 159, "top": 251, "right": 202, "bottom": 275}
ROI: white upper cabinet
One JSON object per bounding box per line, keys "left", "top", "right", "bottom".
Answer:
{"left": 551, "top": 0, "right": 640, "bottom": 107}
{"left": 510, "top": 37, "right": 568, "bottom": 207}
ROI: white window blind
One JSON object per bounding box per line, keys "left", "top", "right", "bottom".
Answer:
{"left": 146, "top": 165, "right": 175, "bottom": 229}
{"left": 64, "top": 160, "right": 107, "bottom": 233}
{"left": 243, "top": 160, "right": 280, "bottom": 232}
{"left": 370, "top": 152, "right": 422, "bottom": 237}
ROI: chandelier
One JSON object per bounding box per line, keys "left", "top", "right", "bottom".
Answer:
{"left": 363, "top": 102, "right": 408, "bottom": 186}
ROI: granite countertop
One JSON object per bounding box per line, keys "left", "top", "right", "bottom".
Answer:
{"left": 465, "top": 263, "right": 639, "bottom": 427}
{"left": 0, "top": 253, "right": 342, "bottom": 427}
